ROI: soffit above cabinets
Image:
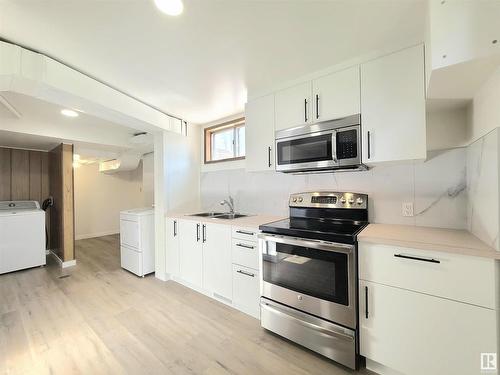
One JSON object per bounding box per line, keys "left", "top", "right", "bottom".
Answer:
{"left": 0, "top": 41, "right": 181, "bottom": 133}
{"left": 426, "top": 0, "right": 500, "bottom": 99}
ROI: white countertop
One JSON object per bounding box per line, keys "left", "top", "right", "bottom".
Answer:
{"left": 359, "top": 223, "right": 500, "bottom": 259}
{"left": 166, "top": 212, "right": 284, "bottom": 229}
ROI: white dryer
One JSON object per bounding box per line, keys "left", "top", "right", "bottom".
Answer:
{"left": 0, "top": 201, "right": 46, "bottom": 274}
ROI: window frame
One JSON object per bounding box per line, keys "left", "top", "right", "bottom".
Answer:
{"left": 204, "top": 117, "right": 246, "bottom": 164}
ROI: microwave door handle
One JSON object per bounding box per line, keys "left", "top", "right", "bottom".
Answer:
{"left": 332, "top": 130, "right": 338, "bottom": 163}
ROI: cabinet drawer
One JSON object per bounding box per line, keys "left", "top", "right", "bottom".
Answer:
{"left": 120, "top": 245, "right": 143, "bottom": 276}
{"left": 232, "top": 226, "right": 258, "bottom": 242}
{"left": 232, "top": 264, "right": 260, "bottom": 318}
{"left": 232, "top": 239, "right": 259, "bottom": 269}
{"left": 120, "top": 219, "right": 141, "bottom": 250}
{"left": 359, "top": 242, "right": 496, "bottom": 308}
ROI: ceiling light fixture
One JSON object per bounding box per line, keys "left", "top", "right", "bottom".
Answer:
{"left": 61, "top": 109, "right": 79, "bottom": 117}
{"left": 154, "top": 0, "right": 183, "bottom": 16}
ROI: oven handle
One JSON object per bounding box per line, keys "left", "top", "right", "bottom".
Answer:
{"left": 258, "top": 233, "right": 354, "bottom": 254}
{"left": 332, "top": 129, "right": 338, "bottom": 163}
{"left": 261, "top": 301, "right": 355, "bottom": 342}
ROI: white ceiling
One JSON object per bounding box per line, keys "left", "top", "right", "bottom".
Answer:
{"left": 0, "top": 92, "right": 152, "bottom": 157}
{"left": 0, "top": 0, "right": 426, "bottom": 124}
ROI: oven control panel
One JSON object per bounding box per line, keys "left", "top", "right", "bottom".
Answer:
{"left": 290, "top": 192, "right": 367, "bottom": 209}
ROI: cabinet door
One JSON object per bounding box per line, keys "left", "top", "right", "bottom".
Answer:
{"left": 312, "top": 66, "right": 360, "bottom": 122}
{"left": 275, "top": 81, "right": 312, "bottom": 131}
{"left": 178, "top": 220, "right": 203, "bottom": 287}
{"left": 202, "top": 223, "right": 232, "bottom": 300}
{"left": 165, "top": 218, "right": 180, "bottom": 278}
{"left": 232, "top": 264, "right": 260, "bottom": 318}
{"left": 361, "top": 45, "right": 426, "bottom": 164}
{"left": 359, "top": 280, "right": 497, "bottom": 375}
{"left": 245, "top": 94, "right": 275, "bottom": 171}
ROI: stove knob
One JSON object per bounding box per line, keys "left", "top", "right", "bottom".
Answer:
{"left": 348, "top": 198, "right": 355, "bottom": 204}
{"left": 340, "top": 197, "right": 346, "bottom": 204}
{"left": 292, "top": 197, "right": 297, "bottom": 203}
{"left": 298, "top": 197, "right": 303, "bottom": 202}
{"left": 356, "top": 197, "right": 364, "bottom": 205}
{"left": 297, "top": 295, "right": 303, "bottom": 301}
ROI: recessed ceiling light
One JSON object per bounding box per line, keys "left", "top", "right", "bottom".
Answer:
{"left": 61, "top": 109, "right": 79, "bottom": 117}
{"left": 154, "top": 0, "right": 183, "bottom": 16}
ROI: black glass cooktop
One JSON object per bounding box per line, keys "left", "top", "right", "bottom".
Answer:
{"left": 259, "top": 217, "right": 368, "bottom": 244}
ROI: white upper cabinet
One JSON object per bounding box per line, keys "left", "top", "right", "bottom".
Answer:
{"left": 275, "top": 81, "right": 312, "bottom": 131}
{"left": 312, "top": 66, "right": 360, "bottom": 122}
{"left": 245, "top": 94, "right": 275, "bottom": 171}
{"left": 202, "top": 223, "right": 232, "bottom": 300}
{"left": 361, "top": 45, "right": 426, "bottom": 165}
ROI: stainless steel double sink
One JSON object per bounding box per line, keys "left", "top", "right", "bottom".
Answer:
{"left": 189, "top": 212, "right": 249, "bottom": 220}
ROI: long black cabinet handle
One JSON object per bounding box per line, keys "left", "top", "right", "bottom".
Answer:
{"left": 237, "top": 269, "right": 255, "bottom": 278}
{"left": 236, "top": 243, "right": 255, "bottom": 250}
{"left": 196, "top": 223, "right": 200, "bottom": 242}
{"left": 202, "top": 224, "right": 206, "bottom": 243}
{"left": 173, "top": 220, "right": 177, "bottom": 237}
{"left": 367, "top": 131, "right": 371, "bottom": 159}
{"left": 394, "top": 253, "right": 440, "bottom": 264}
{"left": 315, "top": 94, "right": 319, "bottom": 119}
{"left": 268, "top": 146, "right": 272, "bottom": 168}
{"left": 236, "top": 230, "right": 255, "bottom": 236}
{"left": 304, "top": 98, "right": 308, "bottom": 122}
{"left": 365, "top": 286, "right": 369, "bottom": 319}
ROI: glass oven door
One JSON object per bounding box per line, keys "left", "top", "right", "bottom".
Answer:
{"left": 259, "top": 233, "right": 357, "bottom": 328}
{"left": 260, "top": 234, "right": 356, "bottom": 327}
{"left": 262, "top": 235, "right": 350, "bottom": 305}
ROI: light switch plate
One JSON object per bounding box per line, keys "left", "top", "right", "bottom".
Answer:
{"left": 402, "top": 202, "right": 414, "bottom": 217}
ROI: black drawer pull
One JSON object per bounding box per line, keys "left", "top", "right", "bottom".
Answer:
{"left": 394, "top": 254, "right": 440, "bottom": 264}
{"left": 236, "top": 243, "right": 255, "bottom": 250}
{"left": 237, "top": 269, "right": 255, "bottom": 278}
{"left": 236, "top": 230, "right": 254, "bottom": 236}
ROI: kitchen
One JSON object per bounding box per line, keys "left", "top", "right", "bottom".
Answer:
{"left": 0, "top": 1, "right": 499, "bottom": 374}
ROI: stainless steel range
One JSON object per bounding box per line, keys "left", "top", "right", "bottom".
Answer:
{"left": 258, "top": 191, "right": 368, "bottom": 370}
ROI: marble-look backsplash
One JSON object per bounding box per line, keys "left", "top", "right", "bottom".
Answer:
{"left": 466, "top": 128, "right": 499, "bottom": 250}
{"left": 201, "top": 147, "right": 468, "bottom": 230}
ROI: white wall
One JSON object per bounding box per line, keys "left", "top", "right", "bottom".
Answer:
{"left": 466, "top": 128, "right": 499, "bottom": 250}
{"left": 470, "top": 66, "right": 500, "bottom": 143}
{"left": 74, "top": 162, "right": 144, "bottom": 240}
{"left": 142, "top": 152, "right": 154, "bottom": 207}
{"left": 426, "top": 106, "right": 468, "bottom": 151}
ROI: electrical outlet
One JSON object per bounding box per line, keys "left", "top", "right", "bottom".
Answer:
{"left": 402, "top": 202, "right": 414, "bottom": 217}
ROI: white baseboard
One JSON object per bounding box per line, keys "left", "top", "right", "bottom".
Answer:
{"left": 49, "top": 250, "right": 77, "bottom": 268}
{"left": 75, "top": 230, "right": 119, "bottom": 240}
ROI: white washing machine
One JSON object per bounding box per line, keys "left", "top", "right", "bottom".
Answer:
{"left": 0, "top": 201, "right": 46, "bottom": 274}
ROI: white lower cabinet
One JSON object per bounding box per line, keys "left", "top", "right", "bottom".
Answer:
{"left": 165, "top": 218, "right": 180, "bottom": 278}
{"left": 172, "top": 219, "right": 262, "bottom": 319}
{"left": 178, "top": 219, "right": 203, "bottom": 287}
{"left": 232, "top": 264, "right": 260, "bottom": 318}
{"left": 360, "top": 280, "right": 498, "bottom": 375}
{"left": 202, "top": 223, "right": 232, "bottom": 300}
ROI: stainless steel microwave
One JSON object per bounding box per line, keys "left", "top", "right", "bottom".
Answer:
{"left": 275, "top": 114, "right": 367, "bottom": 173}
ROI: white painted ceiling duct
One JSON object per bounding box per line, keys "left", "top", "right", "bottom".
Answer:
{"left": 99, "top": 151, "right": 142, "bottom": 174}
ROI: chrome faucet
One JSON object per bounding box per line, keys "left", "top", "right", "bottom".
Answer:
{"left": 220, "top": 196, "right": 235, "bottom": 214}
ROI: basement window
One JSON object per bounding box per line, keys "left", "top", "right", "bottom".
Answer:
{"left": 204, "top": 118, "right": 245, "bottom": 163}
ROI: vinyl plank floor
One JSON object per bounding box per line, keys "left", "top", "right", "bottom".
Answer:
{"left": 0, "top": 234, "right": 374, "bottom": 375}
